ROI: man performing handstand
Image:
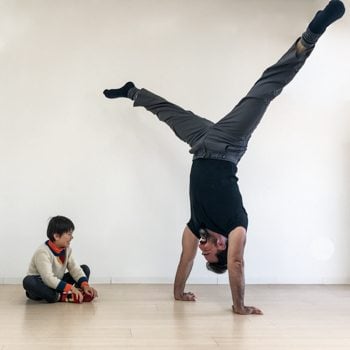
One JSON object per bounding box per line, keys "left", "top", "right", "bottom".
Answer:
{"left": 103, "top": 1, "right": 345, "bottom": 314}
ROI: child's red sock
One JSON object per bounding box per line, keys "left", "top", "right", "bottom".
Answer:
{"left": 59, "top": 292, "right": 82, "bottom": 304}
{"left": 82, "top": 290, "right": 95, "bottom": 302}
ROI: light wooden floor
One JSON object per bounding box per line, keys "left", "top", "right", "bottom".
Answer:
{"left": 0, "top": 284, "right": 350, "bottom": 349}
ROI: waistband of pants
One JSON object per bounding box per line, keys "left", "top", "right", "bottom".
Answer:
{"left": 192, "top": 152, "right": 239, "bottom": 165}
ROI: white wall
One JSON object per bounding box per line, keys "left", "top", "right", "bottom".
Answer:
{"left": 0, "top": 0, "right": 349, "bottom": 284}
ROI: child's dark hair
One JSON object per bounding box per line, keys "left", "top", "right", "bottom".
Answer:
{"left": 206, "top": 247, "right": 228, "bottom": 274}
{"left": 47, "top": 216, "right": 75, "bottom": 242}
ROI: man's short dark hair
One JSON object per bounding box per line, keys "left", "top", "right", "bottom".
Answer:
{"left": 206, "top": 247, "right": 228, "bottom": 274}
{"left": 47, "top": 216, "right": 75, "bottom": 242}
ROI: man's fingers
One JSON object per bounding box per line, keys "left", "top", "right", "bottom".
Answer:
{"left": 174, "top": 292, "right": 196, "bottom": 301}
{"left": 183, "top": 292, "right": 196, "bottom": 301}
{"left": 232, "top": 305, "right": 263, "bottom": 315}
{"left": 249, "top": 307, "right": 263, "bottom": 315}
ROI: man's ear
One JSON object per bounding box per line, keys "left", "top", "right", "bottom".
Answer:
{"left": 216, "top": 236, "right": 227, "bottom": 250}
{"left": 53, "top": 233, "right": 60, "bottom": 241}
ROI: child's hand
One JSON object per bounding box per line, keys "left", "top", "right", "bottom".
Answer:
{"left": 71, "top": 286, "right": 84, "bottom": 303}
{"left": 82, "top": 285, "right": 98, "bottom": 298}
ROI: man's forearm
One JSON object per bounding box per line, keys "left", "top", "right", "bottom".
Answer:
{"left": 173, "top": 257, "right": 194, "bottom": 299}
{"left": 228, "top": 260, "right": 245, "bottom": 311}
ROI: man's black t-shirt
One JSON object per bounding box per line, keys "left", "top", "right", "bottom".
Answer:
{"left": 187, "top": 159, "right": 248, "bottom": 239}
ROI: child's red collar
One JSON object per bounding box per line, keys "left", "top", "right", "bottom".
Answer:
{"left": 46, "top": 240, "right": 65, "bottom": 254}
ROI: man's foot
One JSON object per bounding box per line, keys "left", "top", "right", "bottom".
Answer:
{"left": 301, "top": 0, "right": 345, "bottom": 48}
{"left": 103, "top": 82, "right": 135, "bottom": 99}
{"left": 309, "top": 0, "right": 345, "bottom": 34}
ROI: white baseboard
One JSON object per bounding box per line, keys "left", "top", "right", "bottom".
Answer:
{"left": 1, "top": 276, "right": 350, "bottom": 285}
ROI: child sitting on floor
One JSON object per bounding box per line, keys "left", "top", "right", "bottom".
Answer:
{"left": 23, "top": 216, "right": 98, "bottom": 303}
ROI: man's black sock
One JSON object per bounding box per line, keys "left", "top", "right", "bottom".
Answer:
{"left": 302, "top": 0, "right": 345, "bottom": 47}
{"left": 103, "top": 82, "right": 135, "bottom": 99}
{"left": 309, "top": 0, "right": 345, "bottom": 34}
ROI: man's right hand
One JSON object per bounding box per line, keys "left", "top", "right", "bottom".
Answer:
{"left": 174, "top": 292, "right": 196, "bottom": 301}
{"left": 173, "top": 227, "right": 199, "bottom": 302}
{"left": 232, "top": 305, "right": 263, "bottom": 315}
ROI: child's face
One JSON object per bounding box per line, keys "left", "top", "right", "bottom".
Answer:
{"left": 54, "top": 230, "right": 73, "bottom": 248}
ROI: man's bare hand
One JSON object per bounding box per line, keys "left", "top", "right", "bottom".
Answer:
{"left": 175, "top": 292, "right": 196, "bottom": 301}
{"left": 232, "top": 305, "right": 263, "bottom": 315}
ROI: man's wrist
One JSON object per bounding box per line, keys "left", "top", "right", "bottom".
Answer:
{"left": 232, "top": 303, "right": 244, "bottom": 312}
{"left": 174, "top": 289, "right": 184, "bottom": 299}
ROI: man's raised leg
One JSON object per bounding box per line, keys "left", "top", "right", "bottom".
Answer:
{"left": 206, "top": 0, "right": 345, "bottom": 161}
{"left": 104, "top": 83, "right": 214, "bottom": 148}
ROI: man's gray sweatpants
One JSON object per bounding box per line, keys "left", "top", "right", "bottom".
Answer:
{"left": 130, "top": 40, "right": 313, "bottom": 165}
